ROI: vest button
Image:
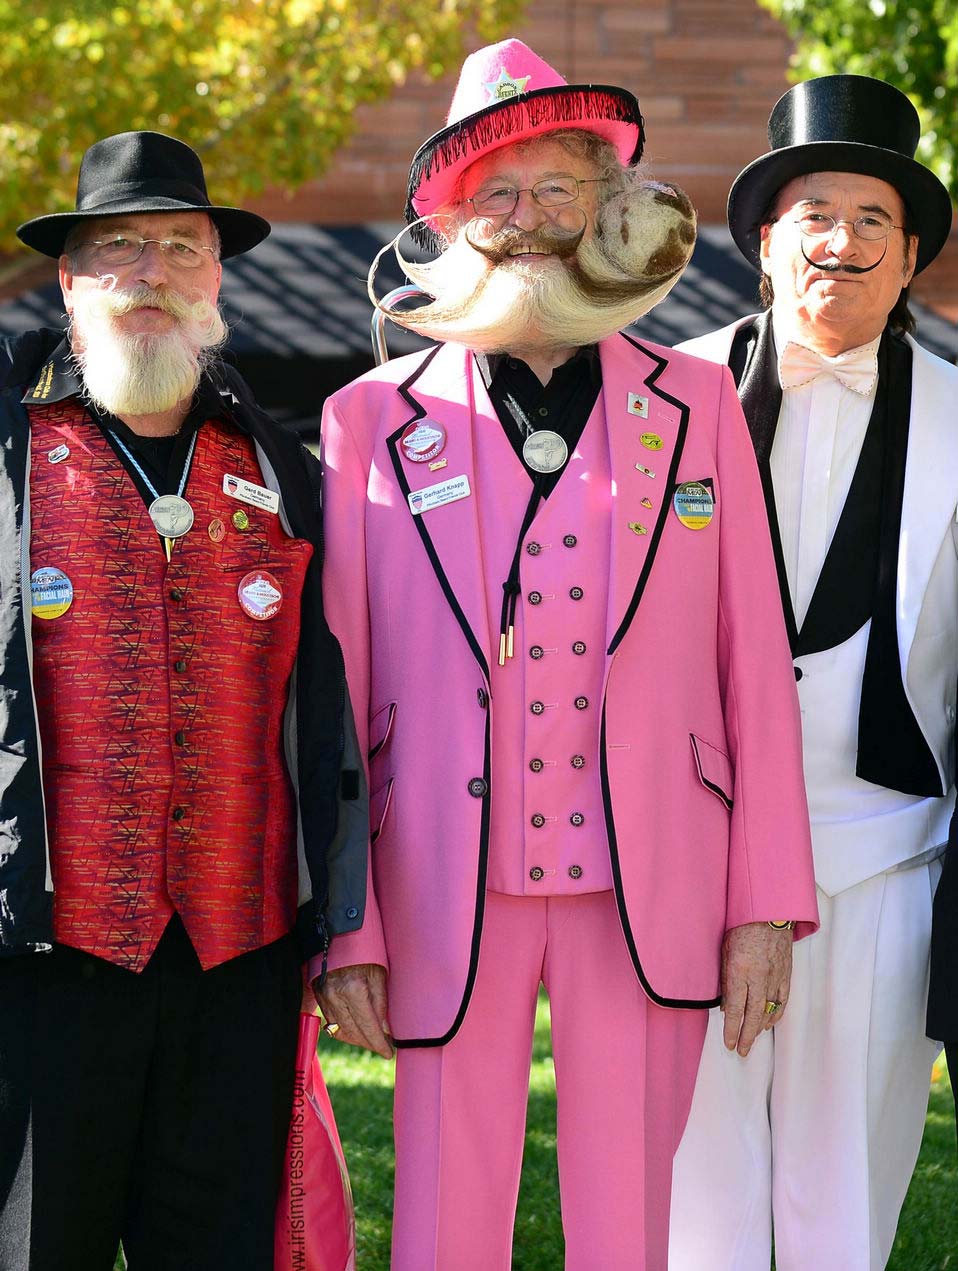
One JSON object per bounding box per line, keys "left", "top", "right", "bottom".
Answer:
{"left": 174, "top": 731, "right": 186, "bottom": 746}
{"left": 477, "top": 688, "right": 488, "bottom": 709}
{"left": 570, "top": 812, "right": 585, "bottom": 827}
{"left": 172, "top": 807, "right": 186, "bottom": 821}
{"left": 468, "top": 777, "right": 488, "bottom": 798}
{"left": 794, "top": 666, "right": 803, "bottom": 682}
{"left": 174, "top": 660, "right": 187, "bottom": 673}
{"left": 530, "top": 701, "right": 545, "bottom": 716}
{"left": 169, "top": 588, "right": 184, "bottom": 602}
{"left": 529, "top": 865, "right": 545, "bottom": 881}
{"left": 572, "top": 641, "right": 586, "bottom": 655}
{"left": 531, "top": 814, "right": 546, "bottom": 829}
{"left": 563, "top": 534, "right": 577, "bottom": 548}
{"left": 346, "top": 906, "right": 359, "bottom": 920}
{"left": 529, "top": 645, "right": 544, "bottom": 660}
{"left": 526, "top": 541, "right": 542, "bottom": 556}
{"left": 529, "top": 758, "right": 544, "bottom": 773}
{"left": 571, "top": 754, "right": 585, "bottom": 769}
{"left": 569, "top": 586, "right": 584, "bottom": 601}
{"left": 574, "top": 696, "right": 589, "bottom": 711}
{"left": 528, "top": 591, "right": 543, "bottom": 605}
{"left": 568, "top": 864, "right": 583, "bottom": 880}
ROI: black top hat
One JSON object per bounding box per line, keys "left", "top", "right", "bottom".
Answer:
{"left": 17, "top": 130, "right": 271, "bottom": 259}
{"left": 728, "top": 75, "right": 953, "bottom": 275}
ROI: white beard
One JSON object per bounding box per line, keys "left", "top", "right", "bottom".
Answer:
{"left": 69, "top": 282, "right": 228, "bottom": 417}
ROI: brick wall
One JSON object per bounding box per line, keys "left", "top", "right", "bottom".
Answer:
{"left": 248, "top": 0, "right": 957, "bottom": 323}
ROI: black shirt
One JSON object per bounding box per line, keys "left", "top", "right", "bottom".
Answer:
{"left": 476, "top": 346, "right": 602, "bottom": 498}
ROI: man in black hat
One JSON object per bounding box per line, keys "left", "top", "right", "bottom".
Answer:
{"left": 669, "top": 76, "right": 957, "bottom": 1271}
{"left": 0, "top": 131, "right": 365, "bottom": 1270}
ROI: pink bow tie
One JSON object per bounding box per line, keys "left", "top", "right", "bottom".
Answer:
{"left": 778, "top": 341, "right": 879, "bottom": 396}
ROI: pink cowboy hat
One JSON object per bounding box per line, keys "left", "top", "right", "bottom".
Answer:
{"left": 405, "top": 39, "right": 644, "bottom": 242}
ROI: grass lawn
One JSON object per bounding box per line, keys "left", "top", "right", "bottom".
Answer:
{"left": 317, "top": 991, "right": 958, "bottom": 1270}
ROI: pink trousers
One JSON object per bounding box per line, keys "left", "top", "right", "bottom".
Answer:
{"left": 391, "top": 890, "right": 707, "bottom": 1270}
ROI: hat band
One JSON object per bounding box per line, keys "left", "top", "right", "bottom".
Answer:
{"left": 78, "top": 177, "right": 211, "bottom": 212}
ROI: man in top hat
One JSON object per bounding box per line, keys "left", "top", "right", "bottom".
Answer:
{"left": 668, "top": 75, "right": 958, "bottom": 1270}
{"left": 0, "top": 131, "right": 365, "bottom": 1270}
{"left": 314, "top": 38, "right": 818, "bottom": 1270}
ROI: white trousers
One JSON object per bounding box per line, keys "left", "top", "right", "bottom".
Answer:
{"left": 669, "top": 863, "right": 940, "bottom": 1271}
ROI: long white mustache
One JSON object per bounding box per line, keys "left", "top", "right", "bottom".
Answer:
{"left": 69, "top": 282, "right": 228, "bottom": 417}
{"left": 370, "top": 181, "right": 697, "bottom": 355}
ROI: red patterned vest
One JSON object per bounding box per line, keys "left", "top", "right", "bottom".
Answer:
{"left": 28, "top": 402, "right": 313, "bottom": 971}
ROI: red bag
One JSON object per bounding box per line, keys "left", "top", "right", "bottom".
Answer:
{"left": 275, "top": 1013, "right": 356, "bottom": 1271}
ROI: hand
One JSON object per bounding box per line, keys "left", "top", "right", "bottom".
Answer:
{"left": 720, "top": 921, "right": 792, "bottom": 1057}
{"left": 314, "top": 963, "right": 394, "bottom": 1059}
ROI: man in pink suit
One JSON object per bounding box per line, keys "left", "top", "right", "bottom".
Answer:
{"left": 315, "top": 39, "right": 819, "bottom": 1271}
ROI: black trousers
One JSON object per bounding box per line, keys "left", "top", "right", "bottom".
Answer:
{"left": 947, "top": 1043, "right": 958, "bottom": 1155}
{"left": 0, "top": 916, "right": 301, "bottom": 1271}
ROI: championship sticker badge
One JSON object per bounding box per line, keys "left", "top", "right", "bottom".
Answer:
{"left": 673, "top": 481, "right": 714, "bottom": 530}
{"left": 237, "top": 570, "right": 283, "bottom": 621}
{"left": 401, "top": 420, "right": 447, "bottom": 464}
{"left": 31, "top": 566, "right": 73, "bottom": 620}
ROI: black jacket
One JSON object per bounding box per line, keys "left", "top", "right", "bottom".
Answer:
{"left": 0, "top": 329, "right": 367, "bottom": 962}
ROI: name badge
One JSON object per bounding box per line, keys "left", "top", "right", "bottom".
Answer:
{"left": 408, "top": 474, "right": 471, "bottom": 516}
{"left": 223, "top": 474, "right": 280, "bottom": 514}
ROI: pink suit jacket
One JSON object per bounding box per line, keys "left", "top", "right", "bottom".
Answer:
{"left": 320, "top": 332, "right": 818, "bottom": 1046}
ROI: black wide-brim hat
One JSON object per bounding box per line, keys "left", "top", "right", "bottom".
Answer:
{"left": 17, "top": 130, "right": 270, "bottom": 259}
{"left": 728, "top": 75, "right": 954, "bottom": 276}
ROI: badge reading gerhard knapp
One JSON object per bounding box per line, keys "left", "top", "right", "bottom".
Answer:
{"left": 149, "top": 495, "right": 194, "bottom": 538}
{"left": 522, "top": 430, "right": 568, "bottom": 474}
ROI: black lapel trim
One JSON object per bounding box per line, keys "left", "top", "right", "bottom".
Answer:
{"left": 397, "top": 342, "right": 443, "bottom": 418}
{"left": 386, "top": 428, "right": 490, "bottom": 682}
{"left": 394, "top": 712, "right": 491, "bottom": 1047}
{"left": 607, "top": 334, "right": 690, "bottom": 656}
{"left": 601, "top": 706, "right": 720, "bottom": 1010}
{"left": 730, "top": 315, "right": 798, "bottom": 650}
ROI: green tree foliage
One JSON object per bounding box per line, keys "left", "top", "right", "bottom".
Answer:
{"left": 0, "top": 0, "right": 522, "bottom": 248}
{"left": 759, "top": 0, "right": 957, "bottom": 203}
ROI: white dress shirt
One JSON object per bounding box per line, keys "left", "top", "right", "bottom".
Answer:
{"left": 769, "top": 316, "right": 882, "bottom": 628}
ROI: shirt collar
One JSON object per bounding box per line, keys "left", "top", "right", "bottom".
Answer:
{"left": 475, "top": 344, "right": 600, "bottom": 391}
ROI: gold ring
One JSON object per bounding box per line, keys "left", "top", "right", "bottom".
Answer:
{"left": 324, "top": 1021, "right": 341, "bottom": 1037}
{"left": 764, "top": 1000, "right": 781, "bottom": 1015}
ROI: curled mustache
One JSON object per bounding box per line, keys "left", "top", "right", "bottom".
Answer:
{"left": 84, "top": 280, "right": 204, "bottom": 323}
{"left": 801, "top": 241, "right": 888, "bottom": 275}
{"left": 465, "top": 221, "right": 585, "bottom": 264}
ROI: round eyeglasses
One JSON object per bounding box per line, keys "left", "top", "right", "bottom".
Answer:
{"left": 793, "top": 213, "right": 904, "bottom": 243}
{"left": 467, "top": 177, "right": 602, "bottom": 217}
{"left": 81, "top": 234, "right": 217, "bottom": 269}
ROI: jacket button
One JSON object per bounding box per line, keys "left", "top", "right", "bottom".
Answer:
{"left": 526, "top": 541, "right": 542, "bottom": 556}
{"left": 530, "top": 700, "right": 545, "bottom": 716}
{"left": 529, "top": 866, "right": 545, "bottom": 881}
{"left": 574, "top": 696, "right": 589, "bottom": 711}
{"left": 531, "top": 814, "right": 546, "bottom": 829}
{"left": 794, "top": 666, "right": 803, "bottom": 682}
{"left": 572, "top": 641, "right": 586, "bottom": 655}
{"left": 169, "top": 588, "right": 184, "bottom": 602}
{"left": 530, "top": 645, "right": 544, "bottom": 660}
{"left": 571, "top": 754, "right": 585, "bottom": 769}
{"left": 563, "top": 534, "right": 577, "bottom": 548}
{"left": 569, "top": 586, "right": 584, "bottom": 600}
{"left": 569, "top": 864, "right": 583, "bottom": 880}
{"left": 468, "top": 777, "right": 488, "bottom": 798}
{"left": 172, "top": 807, "right": 186, "bottom": 821}
{"left": 346, "top": 906, "right": 359, "bottom": 920}
{"left": 174, "top": 660, "right": 187, "bottom": 673}
{"left": 570, "top": 812, "right": 585, "bottom": 827}
{"left": 529, "top": 758, "right": 544, "bottom": 773}
{"left": 174, "top": 731, "right": 186, "bottom": 746}
{"left": 477, "top": 688, "right": 488, "bottom": 708}
{"left": 528, "top": 591, "right": 543, "bottom": 605}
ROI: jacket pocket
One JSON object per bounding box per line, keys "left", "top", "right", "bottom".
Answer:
{"left": 368, "top": 701, "right": 397, "bottom": 761}
{"left": 690, "top": 733, "right": 733, "bottom": 810}
{"left": 370, "top": 778, "right": 395, "bottom": 844}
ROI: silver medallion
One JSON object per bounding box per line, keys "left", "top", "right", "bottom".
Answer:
{"left": 149, "top": 494, "right": 194, "bottom": 538}
{"left": 522, "top": 430, "right": 568, "bottom": 474}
